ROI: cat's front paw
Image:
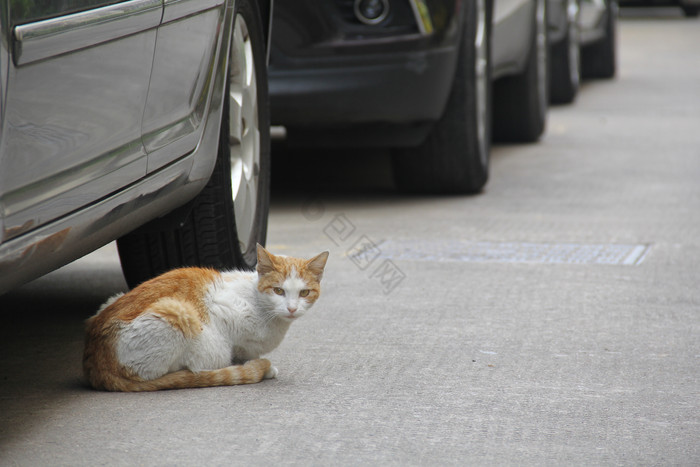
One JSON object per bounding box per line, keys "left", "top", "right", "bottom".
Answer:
{"left": 264, "top": 366, "right": 278, "bottom": 379}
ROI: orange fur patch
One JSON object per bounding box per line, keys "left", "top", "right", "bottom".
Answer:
{"left": 83, "top": 268, "right": 221, "bottom": 390}
{"left": 108, "top": 268, "right": 219, "bottom": 324}
{"left": 87, "top": 359, "right": 272, "bottom": 392}
{"left": 148, "top": 297, "right": 203, "bottom": 339}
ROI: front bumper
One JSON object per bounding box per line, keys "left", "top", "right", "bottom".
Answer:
{"left": 268, "top": 0, "right": 462, "bottom": 128}
{"left": 269, "top": 42, "right": 459, "bottom": 126}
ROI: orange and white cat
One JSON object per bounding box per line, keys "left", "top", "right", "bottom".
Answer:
{"left": 83, "top": 245, "right": 328, "bottom": 392}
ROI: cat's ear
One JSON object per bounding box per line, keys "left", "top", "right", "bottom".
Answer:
{"left": 305, "top": 251, "right": 329, "bottom": 280}
{"left": 256, "top": 244, "right": 278, "bottom": 275}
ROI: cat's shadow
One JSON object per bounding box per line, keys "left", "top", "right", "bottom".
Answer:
{"left": 0, "top": 244, "right": 128, "bottom": 313}
{"left": 0, "top": 258, "right": 127, "bottom": 444}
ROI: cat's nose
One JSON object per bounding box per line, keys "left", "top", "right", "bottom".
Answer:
{"left": 287, "top": 306, "right": 297, "bottom": 314}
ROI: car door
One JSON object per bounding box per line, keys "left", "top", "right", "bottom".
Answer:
{"left": 141, "top": 0, "right": 228, "bottom": 173}
{"left": 0, "top": 0, "right": 161, "bottom": 244}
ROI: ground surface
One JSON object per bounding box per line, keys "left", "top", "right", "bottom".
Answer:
{"left": 1, "top": 9, "right": 699, "bottom": 466}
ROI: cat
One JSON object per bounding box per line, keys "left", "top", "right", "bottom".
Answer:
{"left": 83, "top": 244, "right": 328, "bottom": 392}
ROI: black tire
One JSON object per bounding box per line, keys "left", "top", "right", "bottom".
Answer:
{"left": 117, "top": 0, "right": 270, "bottom": 289}
{"left": 392, "top": 0, "right": 492, "bottom": 194}
{"left": 549, "top": 0, "right": 580, "bottom": 105}
{"left": 492, "top": 0, "right": 548, "bottom": 142}
{"left": 681, "top": 5, "right": 699, "bottom": 17}
{"left": 581, "top": 0, "right": 617, "bottom": 79}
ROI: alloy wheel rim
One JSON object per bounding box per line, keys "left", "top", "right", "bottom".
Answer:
{"left": 229, "top": 13, "right": 259, "bottom": 255}
{"left": 475, "top": 0, "right": 488, "bottom": 166}
{"left": 535, "top": 0, "right": 548, "bottom": 115}
{"left": 567, "top": 0, "right": 581, "bottom": 88}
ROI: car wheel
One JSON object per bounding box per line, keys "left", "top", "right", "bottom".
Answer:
{"left": 549, "top": 0, "right": 580, "bottom": 104}
{"left": 681, "top": 5, "right": 699, "bottom": 17}
{"left": 492, "top": 0, "right": 548, "bottom": 142}
{"left": 392, "top": 0, "right": 492, "bottom": 194}
{"left": 117, "top": 0, "right": 270, "bottom": 289}
{"left": 581, "top": 0, "right": 616, "bottom": 79}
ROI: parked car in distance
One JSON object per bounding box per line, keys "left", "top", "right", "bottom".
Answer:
{"left": 548, "top": 0, "right": 618, "bottom": 104}
{"left": 0, "top": 0, "right": 272, "bottom": 295}
{"left": 269, "top": 0, "right": 550, "bottom": 194}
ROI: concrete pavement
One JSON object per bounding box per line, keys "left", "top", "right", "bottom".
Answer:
{"left": 1, "top": 10, "right": 699, "bottom": 466}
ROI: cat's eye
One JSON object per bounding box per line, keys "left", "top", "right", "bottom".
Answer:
{"left": 273, "top": 287, "right": 285, "bottom": 296}
{"left": 299, "top": 289, "right": 310, "bottom": 297}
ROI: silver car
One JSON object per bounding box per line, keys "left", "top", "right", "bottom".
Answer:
{"left": 0, "top": 0, "right": 272, "bottom": 294}
{"left": 548, "top": 0, "right": 618, "bottom": 103}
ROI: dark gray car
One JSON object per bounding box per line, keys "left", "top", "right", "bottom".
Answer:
{"left": 0, "top": 0, "right": 273, "bottom": 294}
{"left": 270, "top": 0, "right": 550, "bottom": 194}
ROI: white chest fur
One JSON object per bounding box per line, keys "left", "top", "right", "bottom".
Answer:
{"left": 202, "top": 272, "right": 292, "bottom": 363}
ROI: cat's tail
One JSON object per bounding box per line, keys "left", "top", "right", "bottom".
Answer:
{"left": 98, "top": 359, "right": 275, "bottom": 392}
